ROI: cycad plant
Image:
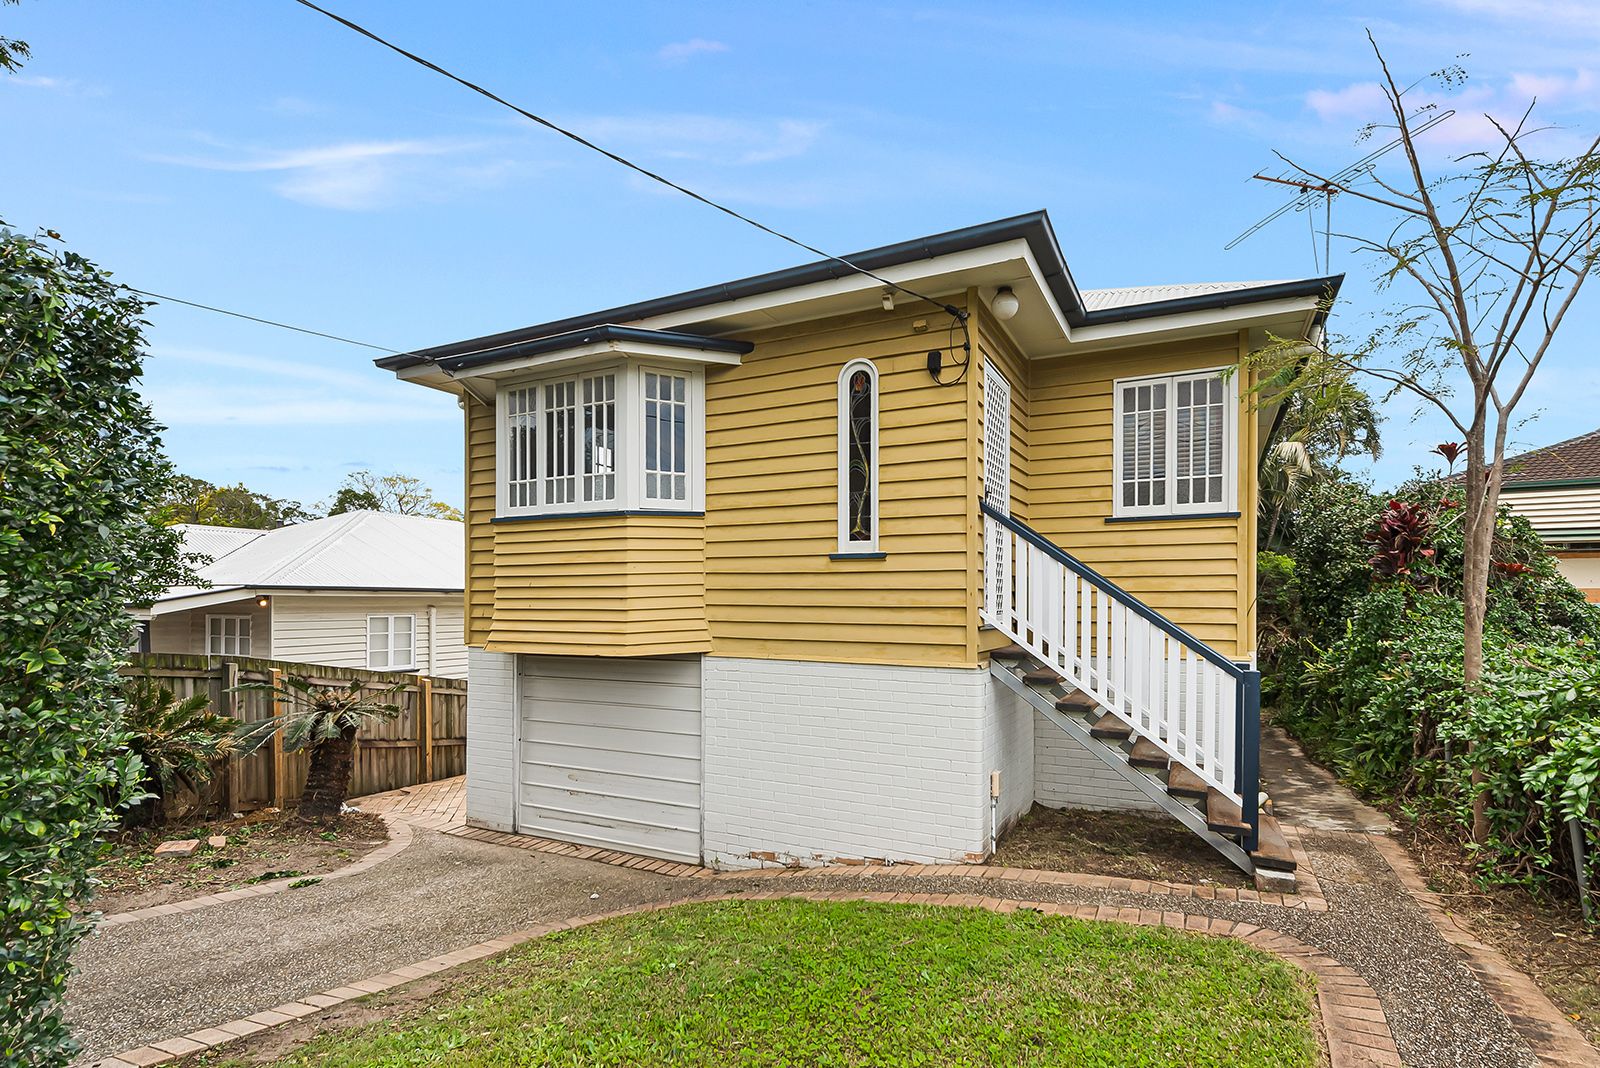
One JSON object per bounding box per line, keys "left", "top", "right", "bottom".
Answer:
{"left": 235, "top": 676, "right": 403, "bottom": 821}
{"left": 119, "top": 678, "right": 237, "bottom": 825}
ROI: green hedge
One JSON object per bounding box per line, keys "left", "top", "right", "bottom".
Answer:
{"left": 1265, "top": 479, "right": 1600, "bottom": 914}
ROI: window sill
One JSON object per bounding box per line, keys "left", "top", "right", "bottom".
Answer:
{"left": 492, "top": 508, "right": 705, "bottom": 524}
{"left": 1104, "top": 511, "right": 1241, "bottom": 524}
{"left": 829, "top": 551, "right": 887, "bottom": 560}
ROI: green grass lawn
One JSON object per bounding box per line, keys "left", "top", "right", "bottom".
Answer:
{"left": 208, "top": 899, "right": 1320, "bottom": 1067}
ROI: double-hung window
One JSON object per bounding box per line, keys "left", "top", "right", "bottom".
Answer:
{"left": 367, "top": 614, "right": 416, "bottom": 671}
{"left": 1112, "top": 368, "right": 1236, "bottom": 518}
{"left": 206, "top": 615, "right": 252, "bottom": 656}
{"left": 497, "top": 363, "right": 702, "bottom": 517}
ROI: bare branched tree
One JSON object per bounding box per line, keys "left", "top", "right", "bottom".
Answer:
{"left": 1248, "top": 34, "right": 1600, "bottom": 842}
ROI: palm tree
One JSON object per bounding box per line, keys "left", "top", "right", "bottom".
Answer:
{"left": 120, "top": 679, "right": 237, "bottom": 824}
{"left": 1258, "top": 361, "right": 1382, "bottom": 548}
{"left": 235, "top": 676, "right": 403, "bottom": 821}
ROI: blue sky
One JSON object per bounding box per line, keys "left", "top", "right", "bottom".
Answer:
{"left": 4, "top": 0, "right": 1598, "bottom": 508}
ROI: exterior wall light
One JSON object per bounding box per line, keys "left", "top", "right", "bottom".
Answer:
{"left": 256, "top": 594, "right": 270, "bottom": 608}
{"left": 991, "top": 286, "right": 1020, "bottom": 321}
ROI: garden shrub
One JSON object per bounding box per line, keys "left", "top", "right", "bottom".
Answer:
{"left": 1264, "top": 473, "right": 1600, "bottom": 913}
{"left": 1, "top": 226, "right": 186, "bottom": 1064}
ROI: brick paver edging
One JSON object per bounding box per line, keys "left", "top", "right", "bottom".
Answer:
{"left": 91, "top": 889, "right": 1396, "bottom": 1068}
{"left": 94, "top": 814, "right": 414, "bottom": 929}
{"left": 445, "top": 824, "right": 1328, "bottom": 911}
{"left": 1357, "top": 830, "right": 1598, "bottom": 1068}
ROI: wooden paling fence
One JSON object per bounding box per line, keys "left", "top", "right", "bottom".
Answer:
{"left": 122, "top": 653, "right": 467, "bottom": 813}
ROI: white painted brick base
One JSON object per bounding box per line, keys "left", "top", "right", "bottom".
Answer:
{"left": 702, "top": 657, "right": 999, "bottom": 869}
{"left": 1033, "top": 714, "right": 1158, "bottom": 812}
{"left": 983, "top": 675, "right": 1035, "bottom": 836}
{"left": 464, "top": 648, "right": 518, "bottom": 832}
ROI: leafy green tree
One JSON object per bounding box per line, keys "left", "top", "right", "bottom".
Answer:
{"left": 1, "top": 0, "right": 29, "bottom": 75}
{"left": 1, "top": 224, "right": 188, "bottom": 1064}
{"left": 156, "top": 473, "right": 314, "bottom": 529}
{"left": 324, "top": 469, "right": 462, "bottom": 522}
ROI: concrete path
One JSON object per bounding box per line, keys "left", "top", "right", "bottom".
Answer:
{"left": 1260, "top": 724, "right": 1392, "bottom": 834}
{"left": 67, "top": 788, "right": 700, "bottom": 1064}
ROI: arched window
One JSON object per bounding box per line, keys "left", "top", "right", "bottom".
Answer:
{"left": 837, "top": 359, "right": 879, "bottom": 552}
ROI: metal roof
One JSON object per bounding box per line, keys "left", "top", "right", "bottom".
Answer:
{"left": 377, "top": 211, "right": 1341, "bottom": 372}
{"left": 160, "top": 512, "right": 464, "bottom": 602}
{"left": 1080, "top": 281, "right": 1294, "bottom": 312}
{"left": 172, "top": 524, "right": 265, "bottom": 564}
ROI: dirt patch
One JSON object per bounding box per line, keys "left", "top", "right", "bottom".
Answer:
{"left": 88, "top": 811, "right": 388, "bottom": 915}
{"left": 991, "top": 804, "right": 1251, "bottom": 888}
{"left": 1395, "top": 813, "right": 1600, "bottom": 1048}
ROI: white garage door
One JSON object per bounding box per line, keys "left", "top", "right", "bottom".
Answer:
{"left": 517, "top": 655, "right": 702, "bottom": 863}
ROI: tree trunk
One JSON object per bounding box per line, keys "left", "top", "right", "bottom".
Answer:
{"left": 1461, "top": 418, "right": 1494, "bottom": 844}
{"left": 300, "top": 724, "right": 358, "bottom": 822}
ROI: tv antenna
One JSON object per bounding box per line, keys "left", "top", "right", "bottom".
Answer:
{"left": 1225, "top": 108, "right": 1455, "bottom": 271}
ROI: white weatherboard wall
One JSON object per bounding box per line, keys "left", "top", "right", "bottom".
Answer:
{"left": 271, "top": 595, "right": 468, "bottom": 678}
{"left": 1034, "top": 716, "right": 1158, "bottom": 812}
{"left": 702, "top": 657, "right": 993, "bottom": 868}
{"left": 984, "top": 675, "right": 1035, "bottom": 836}
{"left": 465, "top": 647, "right": 518, "bottom": 832}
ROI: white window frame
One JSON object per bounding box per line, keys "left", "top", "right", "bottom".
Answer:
{"left": 367, "top": 613, "right": 417, "bottom": 671}
{"left": 494, "top": 360, "right": 704, "bottom": 518}
{"left": 205, "top": 614, "right": 252, "bottom": 656}
{"left": 1111, "top": 366, "right": 1238, "bottom": 519}
{"left": 836, "top": 358, "right": 880, "bottom": 553}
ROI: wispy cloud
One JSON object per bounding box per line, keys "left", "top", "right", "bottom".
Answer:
{"left": 147, "top": 346, "right": 392, "bottom": 389}
{"left": 2, "top": 72, "right": 105, "bottom": 96}
{"left": 151, "top": 137, "right": 533, "bottom": 210}
{"left": 1424, "top": 0, "right": 1600, "bottom": 37}
{"left": 658, "top": 38, "right": 728, "bottom": 64}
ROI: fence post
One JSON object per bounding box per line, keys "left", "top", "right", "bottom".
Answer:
{"left": 221, "top": 659, "right": 240, "bottom": 814}
{"left": 1235, "top": 666, "right": 1262, "bottom": 854}
{"left": 270, "top": 667, "right": 288, "bottom": 810}
{"left": 417, "top": 675, "right": 434, "bottom": 785}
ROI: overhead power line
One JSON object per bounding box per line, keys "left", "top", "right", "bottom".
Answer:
{"left": 126, "top": 287, "right": 401, "bottom": 353}
{"left": 287, "top": 0, "right": 968, "bottom": 323}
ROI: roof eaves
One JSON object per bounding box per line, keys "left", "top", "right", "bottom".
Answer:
{"left": 436, "top": 324, "right": 756, "bottom": 375}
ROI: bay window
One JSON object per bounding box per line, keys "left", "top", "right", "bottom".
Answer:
{"left": 1112, "top": 368, "right": 1237, "bottom": 518}
{"left": 496, "top": 362, "right": 702, "bottom": 517}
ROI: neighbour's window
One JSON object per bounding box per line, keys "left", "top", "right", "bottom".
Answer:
{"left": 207, "top": 615, "right": 252, "bottom": 656}
{"left": 1113, "top": 369, "right": 1234, "bottom": 518}
{"left": 367, "top": 614, "right": 416, "bottom": 671}
{"left": 837, "top": 359, "right": 878, "bottom": 552}
{"left": 497, "top": 364, "right": 700, "bottom": 517}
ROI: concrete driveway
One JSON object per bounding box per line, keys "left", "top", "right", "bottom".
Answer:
{"left": 67, "top": 785, "right": 703, "bottom": 1064}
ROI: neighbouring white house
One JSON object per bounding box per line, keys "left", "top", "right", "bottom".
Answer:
{"left": 135, "top": 511, "right": 468, "bottom": 678}
{"left": 1497, "top": 426, "right": 1600, "bottom": 602}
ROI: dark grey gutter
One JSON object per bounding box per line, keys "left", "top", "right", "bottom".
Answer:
{"left": 376, "top": 210, "right": 1342, "bottom": 372}
{"left": 435, "top": 324, "right": 754, "bottom": 374}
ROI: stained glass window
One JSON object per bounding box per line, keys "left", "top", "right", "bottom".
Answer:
{"left": 839, "top": 360, "right": 877, "bottom": 549}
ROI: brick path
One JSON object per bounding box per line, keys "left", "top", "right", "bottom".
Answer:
{"left": 350, "top": 775, "right": 466, "bottom": 831}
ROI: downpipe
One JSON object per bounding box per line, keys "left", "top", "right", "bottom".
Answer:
{"left": 989, "top": 770, "right": 1001, "bottom": 857}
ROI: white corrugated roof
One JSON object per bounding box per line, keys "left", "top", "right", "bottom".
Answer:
{"left": 1079, "top": 281, "right": 1292, "bottom": 312}
{"left": 173, "top": 524, "right": 266, "bottom": 564}
{"left": 161, "top": 512, "right": 463, "bottom": 601}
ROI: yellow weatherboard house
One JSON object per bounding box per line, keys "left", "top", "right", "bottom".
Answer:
{"left": 380, "top": 211, "right": 1339, "bottom": 883}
